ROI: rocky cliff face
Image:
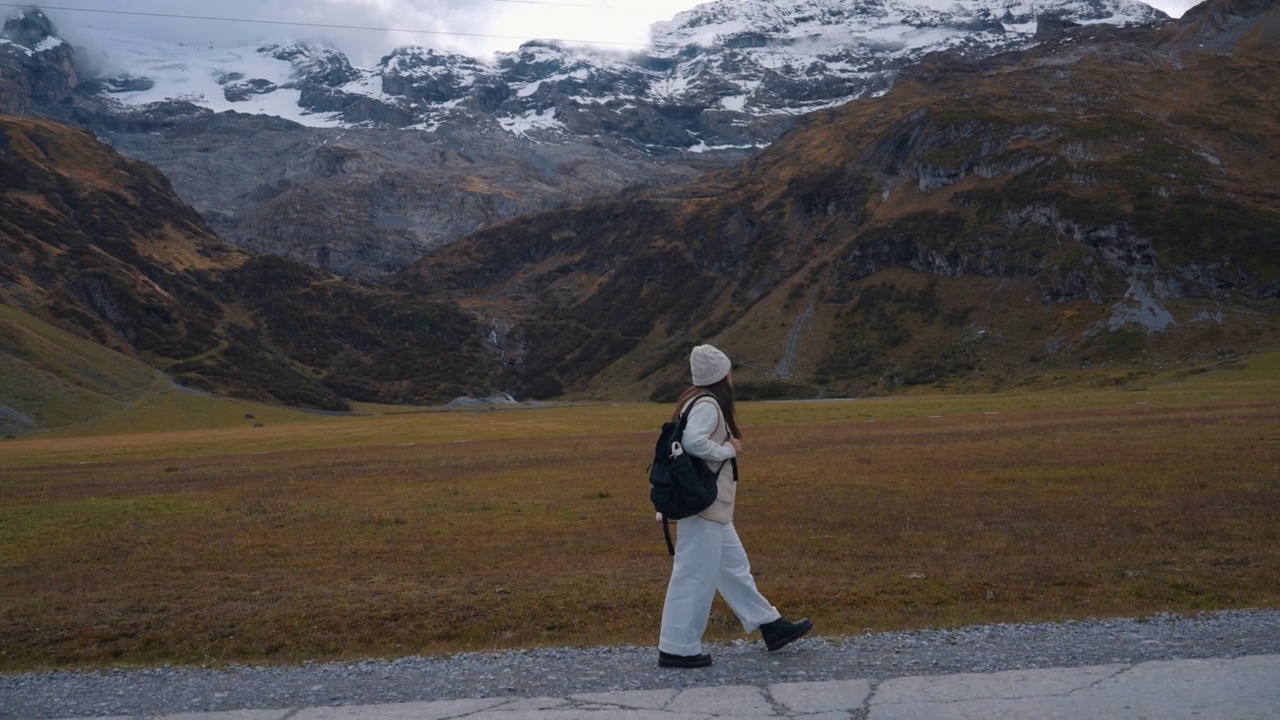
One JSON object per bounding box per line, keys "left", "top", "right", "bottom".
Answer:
{"left": 93, "top": 110, "right": 722, "bottom": 280}
{"left": 2, "top": 0, "right": 1167, "bottom": 280}
{"left": 0, "top": 9, "right": 77, "bottom": 115}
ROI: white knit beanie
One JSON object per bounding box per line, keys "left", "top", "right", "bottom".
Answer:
{"left": 690, "top": 344, "right": 732, "bottom": 387}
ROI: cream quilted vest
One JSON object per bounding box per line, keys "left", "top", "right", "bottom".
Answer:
{"left": 689, "top": 396, "right": 737, "bottom": 524}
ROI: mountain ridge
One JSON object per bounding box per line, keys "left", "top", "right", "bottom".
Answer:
{"left": 2, "top": 0, "right": 1171, "bottom": 280}
{"left": 0, "top": 0, "right": 1275, "bottom": 431}
{"left": 72, "top": 0, "right": 1167, "bottom": 141}
{"left": 395, "top": 0, "right": 1278, "bottom": 400}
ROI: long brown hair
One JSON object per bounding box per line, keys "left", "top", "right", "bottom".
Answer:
{"left": 672, "top": 377, "right": 741, "bottom": 439}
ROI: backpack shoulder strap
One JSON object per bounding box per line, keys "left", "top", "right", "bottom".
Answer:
{"left": 678, "top": 393, "right": 716, "bottom": 423}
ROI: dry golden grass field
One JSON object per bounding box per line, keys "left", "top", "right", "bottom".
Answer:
{"left": 1, "top": 358, "right": 1278, "bottom": 673}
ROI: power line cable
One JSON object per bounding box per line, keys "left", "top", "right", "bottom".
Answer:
{"left": 0, "top": 2, "right": 677, "bottom": 48}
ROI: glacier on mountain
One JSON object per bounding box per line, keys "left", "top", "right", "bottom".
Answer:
{"left": 69, "top": 0, "right": 1167, "bottom": 147}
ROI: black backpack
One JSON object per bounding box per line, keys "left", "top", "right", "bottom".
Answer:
{"left": 648, "top": 395, "right": 720, "bottom": 554}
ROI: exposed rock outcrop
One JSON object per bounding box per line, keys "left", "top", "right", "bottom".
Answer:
{"left": 0, "top": 8, "right": 77, "bottom": 115}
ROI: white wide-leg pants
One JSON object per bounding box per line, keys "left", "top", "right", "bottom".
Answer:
{"left": 658, "top": 515, "right": 782, "bottom": 656}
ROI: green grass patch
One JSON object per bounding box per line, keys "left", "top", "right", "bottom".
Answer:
{"left": 0, "top": 304, "right": 160, "bottom": 435}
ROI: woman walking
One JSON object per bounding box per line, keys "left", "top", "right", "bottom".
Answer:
{"left": 658, "top": 344, "right": 812, "bottom": 668}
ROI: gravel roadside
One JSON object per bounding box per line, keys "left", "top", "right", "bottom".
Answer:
{"left": 3, "top": 609, "right": 1278, "bottom": 719}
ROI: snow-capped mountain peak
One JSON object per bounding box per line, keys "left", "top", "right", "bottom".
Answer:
{"left": 655, "top": 0, "right": 1163, "bottom": 48}
{"left": 58, "top": 0, "right": 1168, "bottom": 147}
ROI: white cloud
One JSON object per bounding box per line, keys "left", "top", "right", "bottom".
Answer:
{"left": 1142, "top": 0, "right": 1202, "bottom": 17}
{"left": 33, "top": 0, "right": 706, "bottom": 66}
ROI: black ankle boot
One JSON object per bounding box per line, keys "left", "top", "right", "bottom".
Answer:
{"left": 759, "top": 617, "right": 813, "bottom": 651}
{"left": 658, "top": 650, "right": 713, "bottom": 668}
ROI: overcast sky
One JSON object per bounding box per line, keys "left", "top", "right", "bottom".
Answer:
{"left": 38, "top": 0, "right": 1205, "bottom": 67}
{"left": 43, "top": 0, "right": 703, "bottom": 65}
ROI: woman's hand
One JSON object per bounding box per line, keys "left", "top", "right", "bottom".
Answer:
{"left": 728, "top": 437, "right": 743, "bottom": 454}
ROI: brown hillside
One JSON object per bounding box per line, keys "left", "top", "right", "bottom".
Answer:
{"left": 397, "top": 0, "right": 1279, "bottom": 401}
{"left": 1154, "top": 0, "right": 1279, "bottom": 51}
{"left": 0, "top": 116, "right": 243, "bottom": 357}
{"left": 0, "top": 115, "right": 505, "bottom": 423}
